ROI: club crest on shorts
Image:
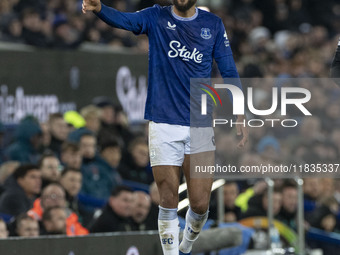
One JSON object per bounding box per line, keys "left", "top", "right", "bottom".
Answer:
{"left": 201, "top": 28, "right": 212, "bottom": 40}
{"left": 150, "top": 149, "right": 156, "bottom": 159}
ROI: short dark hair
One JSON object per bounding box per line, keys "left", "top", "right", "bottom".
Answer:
{"left": 60, "top": 168, "right": 81, "bottom": 177}
{"left": 263, "top": 186, "right": 282, "bottom": 197}
{"left": 282, "top": 180, "right": 297, "bottom": 190}
{"left": 38, "top": 152, "right": 58, "bottom": 168}
{"left": 42, "top": 206, "right": 64, "bottom": 222}
{"left": 16, "top": 213, "right": 36, "bottom": 229}
{"left": 111, "top": 186, "right": 133, "bottom": 197}
{"left": 13, "top": 165, "right": 39, "bottom": 180}
{"left": 61, "top": 142, "right": 80, "bottom": 154}
{"left": 48, "top": 113, "right": 64, "bottom": 123}
{"left": 41, "top": 182, "right": 65, "bottom": 196}
{"left": 128, "top": 137, "right": 147, "bottom": 152}
{"left": 100, "top": 140, "right": 120, "bottom": 153}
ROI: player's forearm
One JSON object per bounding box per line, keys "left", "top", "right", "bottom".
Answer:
{"left": 331, "top": 40, "right": 340, "bottom": 84}
{"left": 95, "top": 3, "right": 141, "bottom": 32}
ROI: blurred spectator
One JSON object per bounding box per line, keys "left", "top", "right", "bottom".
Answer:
{"left": 223, "top": 182, "right": 241, "bottom": 222}
{"left": 100, "top": 140, "right": 122, "bottom": 170}
{"left": 53, "top": 20, "right": 83, "bottom": 49}
{"left": 20, "top": 8, "right": 51, "bottom": 47}
{"left": 0, "top": 122, "right": 4, "bottom": 164}
{"left": 60, "top": 142, "right": 82, "bottom": 170}
{"left": 47, "top": 113, "right": 69, "bottom": 156}
{"left": 0, "top": 164, "right": 41, "bottom": 217}
{"left": 41, "top": 206, "right": 67, "bottom": 235}
{"left": 94, "top": 97, "right": 133, "bottom": 148}
{"left": 307, "top": 196, "right": 339, "bottom": 232}
{"left": 80, "top": 105, "right": 102, "bottom": 135}
{"left": 59, "top": 168, "right": 82, "bottom": 217}
{"left": 28, "top": 183, "right": 88, "bottom": 236}
{"left": 1, "top": 15, "right": 23, "bottom": 43}
{"left": 277, "top": 181, "right": 298, "bottom": 229}
{"left": 210, "top": 181, "right": 241, "bottom": 222}
{"left": 0, "top": 161, "right": 20, "bottom": 195}
{"left": 80, "top": 133, "right": 118, "bottom": 200}
{"left": 304, "top": 178, "right": 322, "bottom": 202}
{"left": 90, "top": 186, "right": 134, "bottom": 233}
{"left": 131, "top": 191, "right": 157, "bottom": 230}
{"left": 241, "top": 187, "right": 282, "bottom": 219}
{"left": 5, "top": 117, "right": 42, "bottom": 164}
{"left": 0, "top": 218, "right": 9, "bottom": 239}
{"left": 39, "top": 153, "right": 62, "bottom": 190}
{"left": 15, "top": 213, "right": 39, "bottom": 237}
{"left": 118, "top": 137, "right": 153, "bottom": 185}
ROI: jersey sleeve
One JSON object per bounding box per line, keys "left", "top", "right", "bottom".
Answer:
{"left": 95, "top": 3, "right": 160, "bottom": 35}
{"left": 213, "top": 18, "right": 233, "bottom": 59}
{"left": 213, "top": 18, "right": 242, "bottom": 102}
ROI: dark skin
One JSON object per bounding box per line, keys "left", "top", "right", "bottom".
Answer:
{"left": 81, "top": 0, "right": 249, "bottom": 214}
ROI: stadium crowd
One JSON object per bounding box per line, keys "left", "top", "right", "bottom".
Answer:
{"left": 0, "top": 0, "right": 340, "bottom": 253}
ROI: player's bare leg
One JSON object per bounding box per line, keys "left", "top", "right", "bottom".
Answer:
{"left": 179, "top": 151, "right": 214, "bottom": 254}
{"left": 153, "top": 165, "right": 181, "bottom": 255}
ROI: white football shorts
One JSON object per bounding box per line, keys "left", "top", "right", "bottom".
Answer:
{"left": 148, "top": 121, "right": 215, "bottom": 167}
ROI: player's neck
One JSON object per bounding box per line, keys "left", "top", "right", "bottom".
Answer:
{"left": 173, "top": 5, "right": 197, "bottom": 18}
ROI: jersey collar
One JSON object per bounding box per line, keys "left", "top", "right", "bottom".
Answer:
{"left": 171, "top": 6, "right": 198, "bottom": 21}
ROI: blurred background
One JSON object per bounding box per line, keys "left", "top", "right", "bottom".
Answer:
{"left": 0, "top": 0, "right": 340, "bottom": 254}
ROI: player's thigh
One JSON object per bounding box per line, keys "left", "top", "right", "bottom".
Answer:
{"left": 182, "top": 151, "right": 214, "bottom": 212}
{"left": 153, "top": 165, "right": 181, "bottom": 207}
{"left": 149, "top": 121, "right": 186, "bottom": 167}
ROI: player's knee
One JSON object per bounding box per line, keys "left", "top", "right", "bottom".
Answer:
{"left": 158, "top": 184, "right": 178, "bottom": 207}
{"left": 190, "top": 199, "right": 209, "bottom": 215}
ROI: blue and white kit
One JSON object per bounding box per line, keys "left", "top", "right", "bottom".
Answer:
{"left": 96, "top": 4, "right": 241, "bottom": 166}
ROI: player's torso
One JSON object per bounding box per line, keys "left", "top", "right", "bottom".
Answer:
{"left": 150, "top": 7, "right": 216, "bottom": 73}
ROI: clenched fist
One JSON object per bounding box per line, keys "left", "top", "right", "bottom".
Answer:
{"left": 82, "top": 0, "right": 102, "bottom": 13}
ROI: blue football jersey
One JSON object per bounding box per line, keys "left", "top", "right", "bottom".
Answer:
{"left": 96, "top": 4, "right": 240, "bottom": 126}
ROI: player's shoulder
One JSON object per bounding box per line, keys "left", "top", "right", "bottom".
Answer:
{"left": 148, "top": 4, "right": 169, "bottom": 12}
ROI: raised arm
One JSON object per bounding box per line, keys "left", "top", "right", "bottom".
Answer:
{"left": 331, "top": 38, "right": 340, "bottom": 86}
{"left": 82, "top": 0, "right": 158, "bottom": 35}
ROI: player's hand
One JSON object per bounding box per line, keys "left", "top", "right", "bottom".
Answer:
{"left": 236, "top": 115, "right": 248, "bottom": 148}
{"left": 82, "top": 0, "right": 101, "bottom": 14}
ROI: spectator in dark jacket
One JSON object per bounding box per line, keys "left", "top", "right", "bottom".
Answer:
{"left": 6, "top": 117, "right": 42, "bottom": 164}
{"left": 47, "top": 113, "right": 70, "bottom": 156}
{"left": 59, "top": 168, "right": 82, "bottom": 217}
{"left": 118, "top": 137, "right": 153, "bottom": 185}
{"left": 241, "top": 187, "right": 282, "bottom": 219}
{"left": 80, "top": 133, "right": 121, "bottom": 200}
{"left": 211, "top": 182, "right": 242, "bottom": 222}
{"left": 0, "top": 161, "right": 20, "bottom": 196}
{"left": 0, "top": 122, "right": 5, "bottom": 164}
{"left": 90, "top": 186, "right": 134, "bottom": 233}
{"left": 277, "top": 181, "right": 298, "bottom": 229}
{"left": 0, "top": 164, "right": 41, "bottom": 216}
{"left": 21, "top": 8, "right": 51, "bottom": 47}
{"left": 307, "top": 196, "right": 339, "bottom": 232}
{"left": 131, "top": 191, "right": 157, "bottom": 231}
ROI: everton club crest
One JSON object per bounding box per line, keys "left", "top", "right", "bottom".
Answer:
{"left": 201, "top": 28, "right": 212, "bottom": 40}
